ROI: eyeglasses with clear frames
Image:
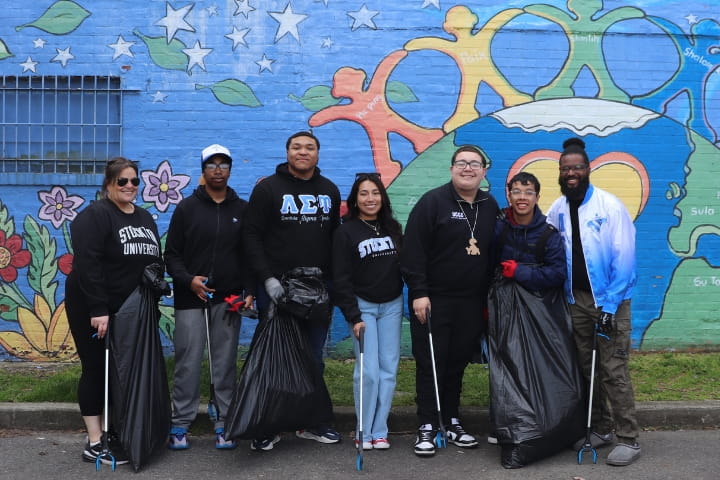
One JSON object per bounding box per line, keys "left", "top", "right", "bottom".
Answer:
{"left": 453, "top": 160, "right": 485, "bottom": 170}
{"left": 205, "top": 163, "right": 230, "bottom": 171}
{"left": 559, "top": 164, "right": 588, "bottom": 173}
{"left": 509, "top": 189, "right": 536, "bottom": 197}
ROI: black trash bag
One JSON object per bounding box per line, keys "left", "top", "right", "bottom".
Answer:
{"left": 109, "top": 263, "right": 171, "bottom": 471}
{"left": 487, "top": 275, "right": 584, "bottom": 469}
{"left": 225, "top": 301, "right": 333, "bottom": 440}
{"left": 278, "top": 267, "right": 332, "bottom": 326}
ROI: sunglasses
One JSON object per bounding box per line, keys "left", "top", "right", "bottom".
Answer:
{"left": 355, "top": 172, "right": 381, "bottom": 180}
{"left": 116, "top": 177, "right": 140, "bottom": 187}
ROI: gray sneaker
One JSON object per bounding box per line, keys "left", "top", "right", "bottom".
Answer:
{"left": 606, "top": 442, "right": 641, "bottom": 466}
{"left": 572, "top": 431, "right": 614, "bottom": 450}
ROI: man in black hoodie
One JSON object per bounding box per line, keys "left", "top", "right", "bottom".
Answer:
{"left": 243, "top": 131, "right": 341, "bottom": 450}
{"left": 401, "top": 145, "right": 499, "bottom": 457}
{"left": 165, "top": 144, "right": 255, "bottom": 451}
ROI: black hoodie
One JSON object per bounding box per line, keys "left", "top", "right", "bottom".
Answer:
{"left": 164, "top": 185, "right": 254, "bottom": 309}
{"left": 243, "top": 162, "right": 341, "bottom": 282}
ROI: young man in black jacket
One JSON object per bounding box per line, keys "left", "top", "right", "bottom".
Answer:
{"left": 165, "top": 144, "right": 254, "bottom": 451}
{"left": 242, "top": 131, "right": 341, "bottom": 450}
{"left": 401, "top": 145, "right": 498, "bottom": 456}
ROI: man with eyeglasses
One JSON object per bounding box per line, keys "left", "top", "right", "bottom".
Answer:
{"left": 165, "top": 144, "right": 255, "bottom": 451}
{"left": 546, "top": 137, "right": 641, "bottom": 466}
{"left": 401, "top": 145, "right": 498, "bottom": 456}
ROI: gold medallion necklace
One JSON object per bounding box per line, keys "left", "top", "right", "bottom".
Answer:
{"left": 359, "top": 218, "right": 380, "bottom": 236}
{"left": 457, "top": 201, "right": 480, "bottom": 256}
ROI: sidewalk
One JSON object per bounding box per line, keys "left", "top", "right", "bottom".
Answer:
{"left": 2, "top": 401, "right": 720, "bottom": 433}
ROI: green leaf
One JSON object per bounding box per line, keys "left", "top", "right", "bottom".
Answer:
{"left": 386, "top": 81, "right": 419, "bottom": 104}
{"left": 133, "top": 29, "right": 188, "bottom": 71}
{"left": 0, "top": 39, "right": 13, "bottom": 60}
{"left": 288, "top": 85, "right": 341, "bottom": 112}
{"left": 16, "top": 0, "right": 91, "bottom": 35}
{"left": 158, "top": 304, "right": 175, "bottom": 341}
{"left": 0, "top": 200, "right": 15, "bottom": 237}
{"left": 195, "top": 79, "right": 262, "bottom": 107}
{"left": 22, "top": 216, "right": 58, "bottom": 311}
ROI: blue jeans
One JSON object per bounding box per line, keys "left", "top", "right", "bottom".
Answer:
{"left": 353, "top": 295, "right": 403, "bottom": 441}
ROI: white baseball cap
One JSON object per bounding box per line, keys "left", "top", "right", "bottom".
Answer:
{"left": 201, "top": 144, "right": 232, "bottom": 167}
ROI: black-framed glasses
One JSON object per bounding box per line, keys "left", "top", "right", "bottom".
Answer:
{"left": 559, "top": 164, "right": 588, "bottom": 173}
{"left": 355, "top": 172, "right": 381, "bottom": 180}
{"left": 453, "top": 160, "right": 485, "bottom": 170}
{"left": 205, "top": 163, "right": 231, "bottom": 171}
{"left": 116, "top": 177, "right": 140, "bottom": 187}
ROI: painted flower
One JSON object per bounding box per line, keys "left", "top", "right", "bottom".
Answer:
{"left": 0, "top": 230, "right": 31, "bottom": 283}
{"left": 58, "top": 253, "right": 73, "bottom": 275}
{"left": 141, "top": 160, "right": 191, "bottom": 212}
{"left": 0, "top": 296, "right": 77, "bottom": 361}
{"left": 37, "top": 186, "right": 85, "bottom": 229}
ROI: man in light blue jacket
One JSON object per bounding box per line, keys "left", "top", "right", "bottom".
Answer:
{"left": 546, "top": 137, "right": 640, "bottom": 467}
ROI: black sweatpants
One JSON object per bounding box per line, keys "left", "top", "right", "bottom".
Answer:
{"left": 410, "top": 294, "right": 484, "bottom": 426}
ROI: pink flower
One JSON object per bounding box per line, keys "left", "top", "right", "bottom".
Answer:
{"left": 37, "top": 186, "right": 84, "bottom": 229}
{"left": 141, "top": 160, "right": 191, "bottom": 212}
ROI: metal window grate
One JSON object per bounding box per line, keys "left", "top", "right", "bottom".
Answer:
{"left": 1, "top": 75, "right": 123, "bottom": 175}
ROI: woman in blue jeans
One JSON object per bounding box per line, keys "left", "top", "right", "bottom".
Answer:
{"left": 332, "top": 172, "right": 404, "bottom": 450}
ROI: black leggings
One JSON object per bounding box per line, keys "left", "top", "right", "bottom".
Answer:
{"left": 66, "top": 298, "right": 106, "bottom": 416}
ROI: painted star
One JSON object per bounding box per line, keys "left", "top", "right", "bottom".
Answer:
{"left": 256, "top": 54, "right": 275, "bottom": 73}
{"left": 20, "top": 56, "right": 38, "bottom": 73}
{"left": 314, "top": 0, "right": 329, "bottom": 6}
{"left": 155, "top": 2, "right": 195, "bottom": 43}
{"left": 51, "top": 47, "right": 75, "bottom": 67}
{"left": 347, "top": 4, "right": 379, "bottom": 31}
{"left": 233, "top": 0, "right": 255, "bottom": 19}
{"left": 321, "top": 37, "right": 333, "bottom": 48}
{"left": 226, "top": 27, "right": 250, "bottom": 50}
{"left": 33, "top": 38, "right": 46, "bottom": 49}
{"left": 268, "top": 2, "right": 308, "bottom": 43}
{"left": 685, "top": 14, "right": 699, "bottom": 25}
{"left": 206, "top": 4, "right": 219, "bottom": 17}
{"left": 183, "top": 41, "right": 212, "bottom": 73}
{"left": 152, "top": 91, "right": 168, "bottom": 103}
{"left": 108, "top": 35, "right": 136, "bottom": 60}
{"left": 421, "top": 0, "right": 440, "bottom": 9}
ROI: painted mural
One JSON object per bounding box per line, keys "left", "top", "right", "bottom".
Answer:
{"left": 0, "top": 0, "right": 718, "bottom": 361}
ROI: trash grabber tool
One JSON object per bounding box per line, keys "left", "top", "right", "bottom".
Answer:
{"left": 577, "top": 322, "right": 601, "bottom": 464}
{"left": 204, "top": 301, "right": 219, "bottom": 422}
{"left": 356, "top": 326, "right": 366, "bottom": 472}
{"left": 426, "top": 308, "right": 447, "bottom": 448}
{"left": 96, "top": 330, "right": 116, "bottom": 471}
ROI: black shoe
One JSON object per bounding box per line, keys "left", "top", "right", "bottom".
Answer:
{"left": 446, "top": 421, "right": 478, "bottom": 448}
{"left": 414, "top": 428, "right": 436, "bottom": 456}
{"left": 82, "top": 439, "right": 129, "bottom": 465}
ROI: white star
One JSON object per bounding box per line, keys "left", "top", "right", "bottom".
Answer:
{"left": 108, "top": 35, "right": 136, "bottom": 60}
{"left": 321, "top": 37, "right": 333, "bottom": 48}
{"left": 256, "top": 54, "right": 275, "bottom": 73}
{"left": 233, "top": 0, "right": 255, "bottom": 19}
{"left": 347, "top": 4, "right": 379, "bottom": 31}
{"left": 685, "top": 14, "right": 699, "bottom": 25}
{"left": 152, "top": 91, "right": 168, "bottom": 103}
{"left": 421, "top": 0, "right": 440, "bottom": 9}
{"left": 225, "top": 27, "right": 250, "bottom": 50}
{"left": 155, "top": 2, "right": 195, "bottom": 43}
{"left": 20, "top": 56, "right": 38, "bottom": 73}
{"left": 206, "top": 4, "right": 219, "bottom": 16}
{"left": 51, "top": 47, "right": 75, "bottom": 67}
{"left": 182, "top": 41, "right": 212, "bottom": 73}
{"left": 268, "top": 2, "right": 308, "bottom": 43}
{"left": 33, "top": 38, "right": 46, "bottom": 49}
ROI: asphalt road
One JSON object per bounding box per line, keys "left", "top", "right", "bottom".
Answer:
{"left": 2, "top": 429, "right": 718, "bottom": 480}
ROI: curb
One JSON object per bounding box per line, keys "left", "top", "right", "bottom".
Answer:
{"left": 2, "top": 401, "right": 720, "bottom": 433}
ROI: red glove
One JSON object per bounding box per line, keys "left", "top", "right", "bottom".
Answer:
{"left": 224, "top": 294, "right": 245, "bottom": 312}
{"left": 501, "top": 260, "right": 518, "bottom": 278}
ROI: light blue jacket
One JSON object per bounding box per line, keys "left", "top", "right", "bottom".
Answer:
{"left": 546, "top": 184, "right": 636, "bottom": 314}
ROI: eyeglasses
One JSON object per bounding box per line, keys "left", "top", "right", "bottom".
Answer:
{"left": 116, "top": 177, "right": 140, "bottom": 187}
{"left": 453, "top": 160, "right": 485, "bottom": 170}
{"left": 509, "top": 189, "right": 536, "bottom": 197}
{"left": 559, "top": 164, "right": 588, "bottom": 173}
{"left": 355, "top": 172, "right": 381, "bottom": 180}
{"left": 205, "top": 163, "right": 230, "bottom": 171}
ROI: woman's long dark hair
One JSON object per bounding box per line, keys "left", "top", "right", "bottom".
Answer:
{"left": 345, "top": 173, "right": 403, "bottom": 248}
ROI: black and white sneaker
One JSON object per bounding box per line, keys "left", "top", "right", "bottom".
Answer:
{"left": 414, "top": 428, "right": 436, "bottom": 456}
{"left": 82, "top": 439, "right": 129, "bottom": 465}
{"left": 446, "top": 421, "right": 478, "bottom": 448}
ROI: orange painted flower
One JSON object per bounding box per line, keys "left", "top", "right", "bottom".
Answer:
{"left": 0, "top": 296, "right": 77, "bottom": 361}
{"left": 0, "top": 230, "right": 31, "bottom": 283}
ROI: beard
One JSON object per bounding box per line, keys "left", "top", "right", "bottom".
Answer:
{"left": 559, "top": 175, "right": 590, "bottom": 202}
